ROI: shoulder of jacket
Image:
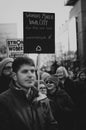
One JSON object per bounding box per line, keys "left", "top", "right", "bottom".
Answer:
{"left": 0, "top": 89, "right": 12, "bottom": 104}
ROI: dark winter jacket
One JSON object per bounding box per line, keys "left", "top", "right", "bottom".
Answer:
{"left": 0, "top": 81, "right": 58, "bottom": 130}
{"left": 61, "top": 77, "right": 76, "bottom": 103}
{"left": 0, "top": 75, "right": 12, "bottom": 93}
{"left": 47, "top": 89, "right": 75, "bottom": 130}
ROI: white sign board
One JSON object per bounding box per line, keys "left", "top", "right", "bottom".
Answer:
{"left": 7, "top": 39, "right": 24, "bottom": 58}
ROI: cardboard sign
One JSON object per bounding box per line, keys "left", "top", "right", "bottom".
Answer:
{"left": 7, "top": 39, "right": 24, "bottom": 58}
{"left": 23, "top": 12, "right": 55, "bottom": 53}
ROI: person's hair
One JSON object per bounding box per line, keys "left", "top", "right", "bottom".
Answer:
{"left": 12, "top": 56, "right": 35, "bottom": 73}
{"left": 56, "top": 66, "right": 69, "bottom": 78}
{"left": 77, "top": 70, "right": 86, "bottom": 78}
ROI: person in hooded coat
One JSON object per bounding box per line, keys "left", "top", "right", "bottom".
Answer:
{"left": 0, "top": 57, "right": 14, "bottom": 93}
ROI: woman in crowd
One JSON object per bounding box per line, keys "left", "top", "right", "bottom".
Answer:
{"left": 55, "top": 66, "right": 76, "bottom": 103}
{"left": 45, "top": 75, "right": 75, "bottom": 130}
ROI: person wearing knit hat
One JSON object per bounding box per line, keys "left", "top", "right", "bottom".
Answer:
{"left": 0, "top": 57, "right": 14, "bottom": 93}
{"left": 45, "top": 75, "right": 60, "bottom": 95}
{"left": 41, "top": 71, "right": 51, "bottom": 81}
{"left": 45, "top": 75, "right": 75, "bottom": 130}
{"left": 45, "top": 75, "right": 59, "bottom": 85}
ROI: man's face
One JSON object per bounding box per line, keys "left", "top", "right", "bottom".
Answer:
{"left": 14, "top": 64, "right": 36, "bottom": 89}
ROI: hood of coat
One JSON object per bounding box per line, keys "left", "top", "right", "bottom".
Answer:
{"left": 0, "top": 58, "right": 14, "bottom": 76}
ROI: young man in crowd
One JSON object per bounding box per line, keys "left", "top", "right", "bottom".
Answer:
{"left": 0, "top": 56, "right": 58, "bottom": 130}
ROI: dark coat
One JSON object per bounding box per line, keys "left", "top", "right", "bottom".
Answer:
{"left": 47, "top": 89, "right": 75, "bottom": 130}
{"left": 0, "top": 81, "right": 58, "bottom": 130}
{"left": 0, "top": 75, "right": 12, "bottom": 94}
{"left": 61, "top": 77, "right": 76, "bottom": 103}
{"left": 77, "top": 90, "right": 86, "bottom": 130}
{"left": 73, "top": 79, "right": 86, "bottom": 130}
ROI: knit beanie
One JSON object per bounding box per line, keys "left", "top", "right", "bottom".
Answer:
{"left": 41, "top": 72, "right": 51, "bottom": 81}
{"left": 45, "top": 75, "right": 59, "bottom": 86}
{"left": 0, "top": 57, "right": 14, "bottom": 76}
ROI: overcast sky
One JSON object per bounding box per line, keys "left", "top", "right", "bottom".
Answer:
{"left": 0, "top": 0, "right": 71, "bottom": 41}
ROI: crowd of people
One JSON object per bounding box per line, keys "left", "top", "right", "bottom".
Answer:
{"left": 0, "top": 56, "right": 86, "bottom": 130}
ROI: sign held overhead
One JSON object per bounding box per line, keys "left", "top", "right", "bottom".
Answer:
{"left": 7, "top": 39, "right": 24, "bottom": 58}
{"left": 23, "top": 12, "right": 55, "bottom": 53}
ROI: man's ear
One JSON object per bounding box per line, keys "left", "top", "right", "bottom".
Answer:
{"left": 11, "top": 72, "right": 17, "bottom": 81}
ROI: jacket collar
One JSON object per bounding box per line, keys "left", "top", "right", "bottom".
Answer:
{"left": 9, "top": 80, "right": 47, "bottom": 103}
{"left": 9, "top": 80, "right": 39, "bottom": 103}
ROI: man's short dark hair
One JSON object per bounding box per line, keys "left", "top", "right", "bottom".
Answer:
{"left": 12, "top": 56, "right": 35, "bottom": 73}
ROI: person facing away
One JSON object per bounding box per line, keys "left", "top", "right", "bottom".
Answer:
{"left": 0, "top": 57, "right": 14, "bottom": 93}
{"left": 45, "top": 75, "right": 75, "bottom": 130}
{"left": 0, "top": 56, "right": 58, "bottom": 130}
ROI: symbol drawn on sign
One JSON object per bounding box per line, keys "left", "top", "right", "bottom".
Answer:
{"left": 36, "top": 45, "right": 42, "bottom": 52}
{"left": 17, "top": 40, "right": 20, "bottom": 44}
